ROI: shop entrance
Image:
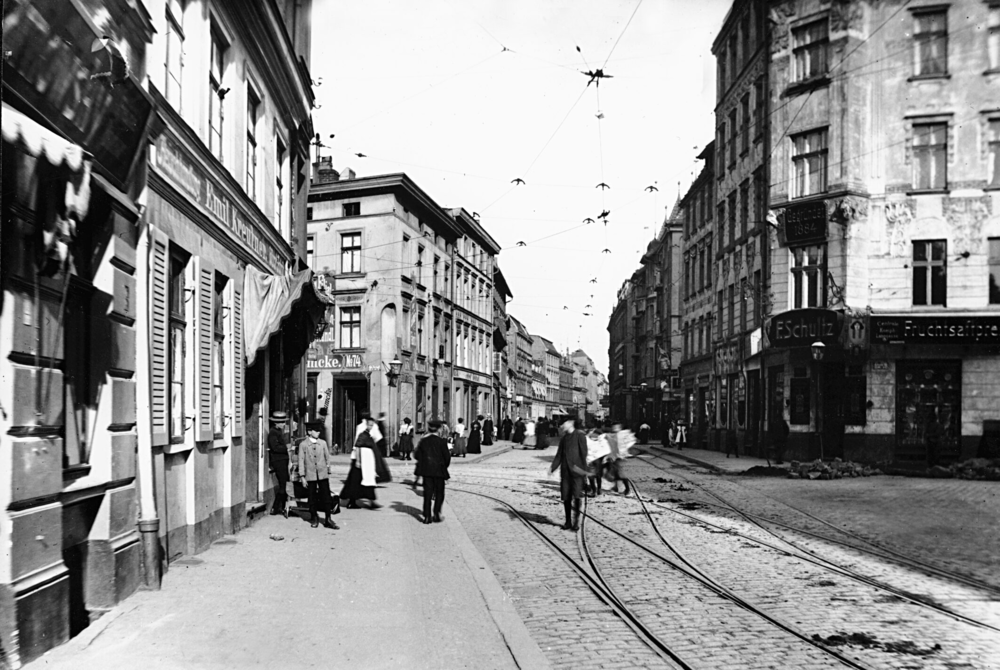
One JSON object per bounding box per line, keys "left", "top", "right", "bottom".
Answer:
{"left": 820, "top": 362, "right": 846, "bottom": 460}
{"left": 331, "top": 378, "right": 369, "bottom": 452}
{"left": 896, "top": 360, "right": 962, "bottom": 465}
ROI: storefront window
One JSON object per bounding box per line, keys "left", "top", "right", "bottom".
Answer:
{"left": 896, "top": 361, "right": 961, "bottom": 462}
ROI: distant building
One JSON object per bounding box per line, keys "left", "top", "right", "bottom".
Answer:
{"left": 493, "top": 266, "right": 513, "bottom": 421}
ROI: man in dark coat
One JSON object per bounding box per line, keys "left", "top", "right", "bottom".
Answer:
{"left": 376, "top": 412, "right": 389, "bottom": 458}
{"left": 551, "top": 419, "right": 592, "bottom": 531}
{"left": 501, "top": 416, "right": 513, "bottom": 441}
{"left": 512, "top": 417, "right": 526, "bottom": 444}
{"left": 482, "top": 415, "right": 494, "bottom": 446}
{"left": 415, "top": 419, "right": 452, "bottom": 524}
{"left": 267, "top": 411, "right": 291, "bottom": 517}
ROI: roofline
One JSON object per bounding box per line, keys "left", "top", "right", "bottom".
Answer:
{"left": 493, "top": 264, "right": 513, "bottom": 299}
{"left": 447, "top": 207, "right": 502, "bottom": 254}
{"left": 308, "top": 172, "right": 462, "bottom": 238}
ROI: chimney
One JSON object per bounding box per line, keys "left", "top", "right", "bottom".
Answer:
{"left": 312, "top": 156, "right": 339, "bottom": 184}
{"left": 340, "top": 167, "right": 356, "bottom": 180}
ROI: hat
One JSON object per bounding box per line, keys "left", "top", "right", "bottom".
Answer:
{"left": 306, "top": 420, "right": 324, "bottom": 431}
{"left": 428, "top": 419, "right": 443, "bottom": 431}
{"left": 270, "top": 411, "right": 289, "bottom": 423}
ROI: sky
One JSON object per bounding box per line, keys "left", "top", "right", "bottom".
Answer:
{"left": 311, "top": 0, "right": 732, "bottom": 374}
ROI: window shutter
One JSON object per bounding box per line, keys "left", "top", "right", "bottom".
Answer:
{"left": 231, "top": 282, "right": 244, "bottom": 437}
{"left": 194, "top": 257, "right": 214, "bottom": 442}
{"left": 150, "top": 227, "right": 170, "bottom": 447}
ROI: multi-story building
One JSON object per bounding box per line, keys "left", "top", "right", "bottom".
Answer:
{"left": 571, "top": 360, "right": 588, "bottom": 421}
{"left": 711, "top": 0, "right": 770, "bottom": 455}
{"left": 510, "top": 316, "right": 534, "bottom": 420}
{"left": 679, "top": 143, "right": 719, "bottom": 448}
{"left": 571, "top": 350, "right": 608, "bottom": 424}
{"left": 1, "top": 2, "right": 158, "bottom": 662}
{"left": 607, "top": 279, "right": 636, "bottom": 423}
{"left": 530, "top": 355, "right": 548, "bottom": 420}
{"left": 764, "top": 0, "right": 1000, "bottom": 465}
{"left": 492, "top": 266, "right": 513, "bottom": 421}
{"left": 447, "top": 208, "right": 502, "bottom": 425}
{"left": 651, "top": 204, "right": 685, "bottom": 428}
{"left": 532, "top": 336, "right": 562, "bottom": 417}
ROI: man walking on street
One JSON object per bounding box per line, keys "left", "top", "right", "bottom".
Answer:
{"left": 415, "top": 419, "right": 451, "bottom": 523}
{"left": 376, "top": 412, "right": 389, "bottom": 458}
{"left": 502, "top": 415, "right": 513, "bottom": 441}
{"left": 551, "top": 418, "right": 592, "bottom": 531}
{"left": 298, "top": 421, "right": 339, "bottom": 529}
{"left": 268, "top": 411, "right": 291, "bottom": 518}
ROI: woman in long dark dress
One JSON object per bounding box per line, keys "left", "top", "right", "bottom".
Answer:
{"left": 482, "top": 416, "right": 494, "bottom": 446}
{"left": 340, "top": 425, "right": 380, "bottom": 508}
{"left": 467, "top": 415, "right": 483, "bottom": 454}
{"left": 399, "top": 417, "right": 415, "bottom": 460}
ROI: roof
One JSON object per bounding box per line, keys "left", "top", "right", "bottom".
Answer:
{"left": 447, "top": 207, "right": 501, "bottom": 255}
{"left": 493, "top": 264, "right": 513, "bottom": 299}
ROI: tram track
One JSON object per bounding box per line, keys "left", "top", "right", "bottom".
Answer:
{"left": 640, "top": 449, "right": 1000, "bottom": 604}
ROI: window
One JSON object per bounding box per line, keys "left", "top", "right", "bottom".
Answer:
{"left": 164, "top": 0, "right": 185, "bottom": 110}
{"left": 754, "top": 168, "right": 767, "bottom": 231}
{"left": 912, "top": 123, "right": 948, "bottom": 190}
{"left": 343, "top": 202, "right": 360, "bottom": 217}
{"left": 989, "top": 238, "right": 1000, "bottom": 304}
{"left": 754, "top": 78, "right": 765, "bottom": 140}
{"left": 728, "top": 34, "right": 738, "bottom": 83}
{"left": 913, "top": 10, "right": 948, "bottom": 76}
{"left": 416, "top": 245, "right": 425, "bottom": 286}
{"left": 790, "top": 245, "right": 826, "bottom": 308}
{"left": 987, "top": 119, "right": 1000, "bottom": 188}
{"left": 739, "top": 181, "right": 749, "bottom": 237}
{"left": 699, "top": 248, "right": 706, "bottom": 290}
{"left": 306, "top": 206, "right": 313, "bottom": 221}
{"left": 740, "top": 279, "right": 747, "bottom": 332}
{"left": 433, "top": 256, "right": 440, "bottom": 293}
{"left": 912, "top": 240, "right": 947, "bottom": 306}
{"left": 341, "top": 233, "right": 361, "bottom": 273}
{"left": 684, "top": 258, "right": 691, "bottom": 297}
{"left": 791, "top": 128, "right": 828, "bottom": 198}
{"left": 213, "top": 276, "right": 226, "bottom": 437}
{"left": 306, "top": 235, "right": 315, "bottom": 268}
{"left": 989, "top": 7, "right": 1000, "bottom": 71}
{"left": 729, "top": 109, "right": 738, "bottom": 165}
{"left": 740, "top": 93, "right": 750, "bottom": 154}
{"left": 727, "top": 284, "right": 735, "bottom": 335}
{"left": 753, "top": 270, "right": 762, "bottom": 325}
{"left": 728, "top": 191, "right": 737, "bottom": 243}
{"left": 417, "top": 312, "right": 425, "bottom": 356}
{"left": 245, "top": 89, "right": 259, "bottom": 201}
{"left": 340, "top": 306, "right": 361, "bottom": 348}
{"left": 792, "top": 19, "right": 828, "bottom": 82}
{"left": 718, "top": 124, "right": 727, "bottom": 174}
{"left": 169, "top": 252, "right": 187, "bottom": 442}
{"left": 208, "top": 28, "right": 226, "bottom": 161}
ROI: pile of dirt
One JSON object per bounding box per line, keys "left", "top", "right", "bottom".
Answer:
{"left": 786, "top": 458, "right": 882, "bottom": 480}
{"left": 740, "top": 465, "right": 789, "bottom": 477}
{"left": 946, "top": 458, "right": 1000, "bottom": 481}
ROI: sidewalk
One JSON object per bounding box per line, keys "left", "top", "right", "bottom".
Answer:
{"left": 26, "top": 442, "right": 548, "bottom": 670}
{"left": 641, "top": 442, "right": 775, "bottom": 474}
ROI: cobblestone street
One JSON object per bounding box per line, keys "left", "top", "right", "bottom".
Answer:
{"left": 448, "top": 444, "right": 1000, "bottom": 670}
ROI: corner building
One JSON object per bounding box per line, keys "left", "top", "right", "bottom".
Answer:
{"left": 765, "top": 0, "right": 1000, "bottom": 464}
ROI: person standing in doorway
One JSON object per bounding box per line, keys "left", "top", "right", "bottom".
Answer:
{"left": 468, "top": 415, "right": 483, "bottom": 454}
{"left": 453, "top": 418, "right": 468, "bottom": 457}
{"left": 399, "top": 417, "right": 415, "bottom": 461}
{"left": 415, "top": 420, "right": 451, "bottom": 523}
{"left": 268, "top": 411, "right": 291, "bottom": 518}
{"left": 551, "top": 419, "right": 592, "bottom": 531}
{"left": 771, "top": 416, "right": 790, "bottom": 464}
{"left": 298, "top": 421, "right": 339, "bottom": 529}
{"left": 482, "top": 415, "right": 494, "bottom": 446}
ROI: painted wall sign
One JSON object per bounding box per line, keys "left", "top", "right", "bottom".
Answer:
{"left": 783, "top": 201, "right": 827, "bottom": 245}
{"left": 306, "top": 343, "right": 365, "bottom": 371}
{"left": 714, "top": 340, "right": 742, "bottom": 376}
{"left": 870, "top": 316, "right": 1000, "bottom": 344}
{"left": 767, "top": 308, "right": 843, "bottom": 348}
{"left": 155, "top": 132, "right": 286, "bottom": 272}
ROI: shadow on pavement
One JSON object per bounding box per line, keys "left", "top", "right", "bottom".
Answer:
{"left": 389, "top": 501, "right": 424, "bottom": 521}
{"left": 497, "top": 507, "right": 557, "bottom": 527}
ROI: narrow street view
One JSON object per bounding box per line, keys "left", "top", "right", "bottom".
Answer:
{"left": 2, "top": 0, "right": 999, "bottom": 668}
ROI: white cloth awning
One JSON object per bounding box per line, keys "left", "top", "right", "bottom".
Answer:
{"left": 244, "top": 266, "right": 315, "bottom": 367}
{"left": 2, "top": 103, "right": 88, "bottom": 172}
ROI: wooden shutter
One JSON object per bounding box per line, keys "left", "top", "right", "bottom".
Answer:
{"left": 194, "top": 257, "right": 215, "bottom": 442}
{"left": 230, "top": 281, "right": 244, "bottom": 437}
{"left": 150, "top": 228, "right": 171, "bottom": 447}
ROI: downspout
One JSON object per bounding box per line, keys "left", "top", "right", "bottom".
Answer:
{"left": 135, "top": 212, "right": 161, "bottom": 589}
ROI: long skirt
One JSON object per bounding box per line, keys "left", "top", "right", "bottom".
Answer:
{"left": 340, "top": 462, "right": 376, "bottom": 501}
{"left": 400, "top": 432, "right": 414, "bottom": 457}
{"left": 454, "top": 436, "right": 467, "bottom": 456}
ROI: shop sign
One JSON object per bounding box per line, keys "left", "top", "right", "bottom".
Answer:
{"left": 767, "top": 309, "right": 843, "bottom": 348}
{"left": 2, "top": 0, "right": 154, "bottom": 186}
{"left": 871, "top": 316, "right": 1000, "bottom": 344}
{"left": 783, "top": 201, "right": 827, "bottom": 245}
{"left": 306, "top": 343, "right": 365, "bottom": 371}
{"left": 714, "top": 340, "right": 741, "bottom": 376}
{"left": 155, "top": 132, "right": 286, "bottom": 272}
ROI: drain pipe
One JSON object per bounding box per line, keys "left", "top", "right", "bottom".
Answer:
{"left": 134, "top": 211, "right": 161, "bottom": 590}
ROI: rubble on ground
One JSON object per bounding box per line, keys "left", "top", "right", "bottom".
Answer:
{"left": 786, "top": 458, "right": 883, "bottom": 480}
{"left": 946, "top": 458, "right": 1000, "bottom": 481}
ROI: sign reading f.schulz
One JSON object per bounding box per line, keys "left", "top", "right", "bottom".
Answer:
{"left": 767, "top": 309, "right": 843, "bottom": 348}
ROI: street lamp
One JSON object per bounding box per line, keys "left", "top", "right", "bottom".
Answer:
{"left": 811, "top": 342, "right": 825, "bottom": 461}
{"left": 386, "top": 356, "right": 403, "bottom": 387}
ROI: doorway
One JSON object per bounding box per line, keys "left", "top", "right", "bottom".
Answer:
{"left": 820, "top": 362, "right": 846, "bottom": 459}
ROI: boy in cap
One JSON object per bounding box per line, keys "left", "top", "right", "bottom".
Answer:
{"left": 298, "top": 420, "right": 339, "bottom": 528}
{"left": 268, "top": 411, "right": 291, "bottom": 517}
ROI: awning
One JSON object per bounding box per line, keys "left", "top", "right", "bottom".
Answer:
{"left": 244, "top": 266, "right": 316, "bottom": 367}
{"left": 2, "top": 103, "right": 88, "bottom": 173}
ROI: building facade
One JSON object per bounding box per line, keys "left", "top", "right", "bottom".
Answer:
{"left": 1, "top": 1, "right": 159, "bottom": 662}
{"left": 765, "top": 0, "right": 1000, "bottom": 464}
{"left": 493, "top": 266, "right": 513, "bottom": 421}
{"left": 509, "top": 316, "right": 534, "bottom": 420}
{"left": 607, "top": 279, "right": 635, "bottom": 423}
{"left": 711, "top": 0, "right": 771, "bottom": 456}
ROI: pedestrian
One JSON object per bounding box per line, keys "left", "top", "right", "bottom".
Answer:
{"left": 551, "top": 418, "right": 592, "bottom": 531}
{"left": 267, "top": 411, "right": 291, "bottom": 518}
{"left": 605, "top": 422, "right": 632, "bottom": 495}
{"left": 524, "top": 418, "right": 536, "bottom": 449}
{"left": 674, "top": 419, "right": 687, "bottom": 450}
{"left": 415, "top": 420, "right": 452, "bottom": 524}
{"left": 501, "top": 415, "right": 513, "bottom": 441}
{"left": 375, "top": 412, "right": 389, "bottom": 458}
{"left": 453, "top": 418, "right": 468, "bottom": 457}
{"left": 298, "top": 421, "right": 340, "bottom": 529}
{"left": 399, "top": 417, "right": 415, "bottom": 461}
{"left": 638, "top": 421, "right": 651, "bottom": 445}
{"left": 512, "top": 417, "right": 525, "bottom": 444}
{"left": 771, "top": 416, "right": 789, "bottom": 464}
{"left": 468, "top": 415, "right": 483, "bottom": 454}
{"left": 726, "top": 430, "right": 740, "bottom": 458}
{"left": 482, "top": 415, "right": 494, "bottom": 446}
{"left": 585, "top": 427, "right": 611, "bottom": 497}
{"left": 535, "top": 417, "right": 548, "bottom": 449}
{"left": 341, "top": 416, "right": 381, "bottom": 509}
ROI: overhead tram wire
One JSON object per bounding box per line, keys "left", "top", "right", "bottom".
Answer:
{"left": 601, "top": 0, "right": 645, "bottom": 69}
